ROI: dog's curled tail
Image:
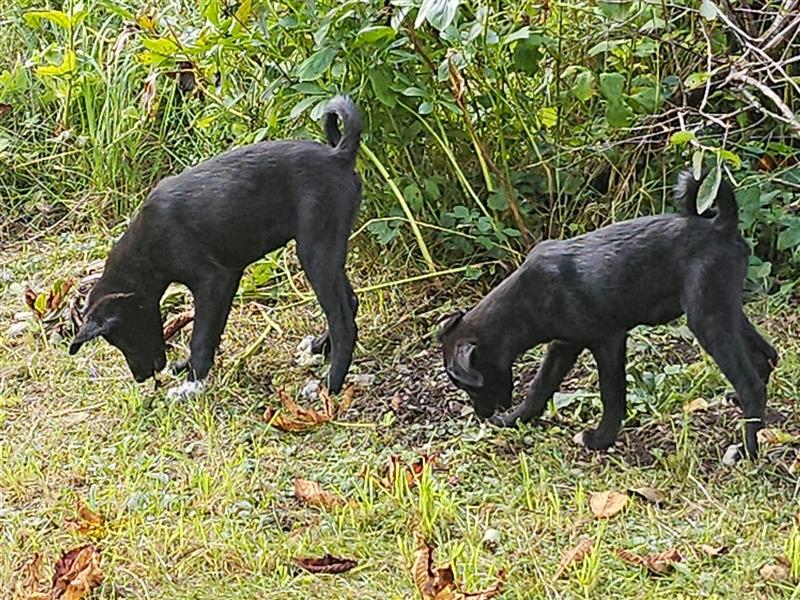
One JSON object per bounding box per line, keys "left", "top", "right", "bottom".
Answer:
{"left": 675, "top": 169, "right": 738, "bottom": 232}
{"left": 323, "top": 95, "right": 362, "bottom": 164}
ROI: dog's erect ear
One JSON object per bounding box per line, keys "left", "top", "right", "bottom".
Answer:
{"left": 69, "top": 317, "right": 109, "bottom": 354}
{"left": 446, "top": 340, "right": 484, "bottom": 388}
{"left": 436, "top": 309, "right": 466, "bottom": 341}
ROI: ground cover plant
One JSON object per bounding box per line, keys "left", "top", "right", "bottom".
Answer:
{"left": 2, "top": 0, "right": 799, "bottom": 598}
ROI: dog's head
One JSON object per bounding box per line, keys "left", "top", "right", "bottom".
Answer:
{"left": 69, "top": 283, "right": 166, "bottom": 382}
{"left": 437, "top": 310, "right": 512, "bottom": 419}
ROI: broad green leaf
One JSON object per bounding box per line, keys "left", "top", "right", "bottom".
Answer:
{"left": 503, "top": 26, "right": 530, "bottom": 45}
{"left": 418, "top": 100, "right": 433, "bottom": 115}
{"left": 513, "top": 37, "right": 543, "bottom": 75}
{"left": 537, "top": 106, "right": 558, "bottom": 129}
{"left": 699, "top": 0, "right": 718, "bottom": 20}
{"left": 232, "top": 0, "right": 252, "bottom": 33}
{"left": 692, "top": 150, "right": 704, "bottom": 179}
{"left": 670, "top": 131, "right": 695, "bottom": 145}
{"left": 777, "top": 223, "right": 800, "bottom": 251}
{"left": 488, "top": 190, "right": 508, "bottom": 211}
{"left": 696, "top": 163, "right": 721, "bottom": 214}
{"left": 25, "top": 10, "right": 71, "bottom": 30}
{"left": 599, "top": 72, "right": 625, "bottom": 100}
{"left": 718, "top": 148, "right": 742, "bottom": 169}
{"left": 404, "top": 183, "right": 423, "bottom": 209}
{"left": 401, "top": 86, "right": 426, "bottom": 97}
{"left": 289, "top": 95, "right": 321, "bottom": 120}
{"left": 574, "top": 70, "right": 595, "bottom": 102}
{"left": 356, "top": 26, "right": 396, "bottom": 44}
{"left": 296, "top": 47, "right": 336, "bottom": 81}
{"left": 415, "top": 0, "right": 460, "bottom": 31}
{"left": 36, "top": 50, "right": 76, "bottom": 77}
{"left": 599, "top": 1, "right": 630, "bottom": 20}
{"left": 605, "top": 100, "right": 633, "bottom": 127}
{"left": 141, "top": 38, "right": 179, "bottom": 56}
{"left": 684, "top": 71, "right": 709, "bottom": 90}
{"left": 369, "top": 68, "right": 397, "bottom": 107}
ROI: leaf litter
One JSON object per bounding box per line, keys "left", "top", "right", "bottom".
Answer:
{"left": 589, "top": 490, "right": 628, "bottom": 518}
{"left": 413, "top": 536, "right": 504, "bottom": 600}
{"left": 294, "top": 478, "right": 345, "bottom": 510}
{"left": 554, "top": 536, "right": 593, "bottom": 579}
{"left": 292, "top": 554, "right": 358, "bottom": 574}
{"left": 264, "top": 385, "right": 355, "bottom": 432}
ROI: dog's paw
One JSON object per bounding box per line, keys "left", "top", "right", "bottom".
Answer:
{"left": 722, "top": 443, "right": 744, "bottom": 465}
{"left": 300, "top": 378, "right": 321, "bottom": 401}
{"left": 572, "top": 431, "right": 586, "bottom": 446}
{"left": 578, "top": 428, "right": 617, "bottom": 451}
{"left": 295, "top": 335, "right": 324, "bottom": 367}
{"left": 166, "top": 380, "right": 205, "bottom": 401}
{"left": 489, "top": 413, "right": 518, "bottom": 428}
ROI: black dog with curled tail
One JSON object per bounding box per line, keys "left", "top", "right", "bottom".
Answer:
{"left": 70, "top": 96, "right": 362, "bottom": 400}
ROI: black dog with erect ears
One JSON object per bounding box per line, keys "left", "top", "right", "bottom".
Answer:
{"left": 439, "top": 169, "right": 777, "bottom": 461}
{"left": 70, "top": 96, "right": 362, "bottom": 399}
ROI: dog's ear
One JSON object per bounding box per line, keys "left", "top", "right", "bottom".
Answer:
{"left": 446, "top": 340, "right": 484, "bottom": 388}
{"left": 436, "top": 309, "right": 465, "bottom": 341}
{"left": 69, "top": 316, "right": 112, "bottom": 354}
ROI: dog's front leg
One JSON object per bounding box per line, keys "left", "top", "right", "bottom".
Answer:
{"left": 167, "top": 272, "right": 240, "bottom": 401}
{"left": 580, "top": 333, "right": 627, "bottom": 450}
{"left": 309, "top": 280, "right": 358, "bottom": 356}
{"left": 491, "top": 341, "right": 582, "bottom": 427}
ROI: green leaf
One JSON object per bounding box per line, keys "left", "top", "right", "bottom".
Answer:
{"left": 599, "top": 72, "right": 625, "bottom": 100}
{"left": 670, "top": 131, "right": 695, "bottom": 145}
{"left": 696, "top": 163, "right": 721, "bottom": 214}
{"left": 503, "top": 26, "right": 530, "bottom": 45}
{"left": 718, "top": 148, "right": 742, "bottom": 169}
{"left": 25, "top": 10, "right": 72, "bottom": 30}
{"left": 599, "top": 1, "right": 630, "bottom": 20}
{"left": 232, "top": 0, "right": 252, "bottom": 33}
{"left": 513, "top": 37, "right": 543, "bottom": 75}
{"left": 573, "top": 70, "right": 595, "bottom": 102}
{"left": 605, "top": 100, "right": 633, "bottom": 127}
{"left": 401, "top": 86, "right": 426, "bottom": 97}
{"left": 418, "top": 100, "right": 433, "bottom": 115}
{"left": 699, "top": 0, "right": 718, "bottom": 20}
{"left": 777, "top": 223, "right": 800, "bottom": 251}
{"left": 368, "top": 68, "right": 397, "bottom": 107}
{"left": 140, "top": 37, "right": 179, "bottom": 56}
{"left": 684, "top": 71, "right": 709, "bottom": 90}
{"left": 296, "top": 47, "right": 336, "bottom": 81}
{"left": 404, "top": 183, "right": 423, "bottom": 209}
{"left": 692, "top": 150, "right": 704, "bottom": 179}
{"left": 35, "top": 50, "right": 76, "bottom": 77}
{"left": 537, "top": 106, "right": 558, "bottom": 129}
{"left": 488, "top": 190, "right": 508, "bottom": 211}
{"left": 289, "top": 95, "right": 321, "bottom": 120}
{"left": 356, "top": 26, "right": 396, "bottom": 44}
{"left": 415, "top": 0, "right": 460, "bottom": 31}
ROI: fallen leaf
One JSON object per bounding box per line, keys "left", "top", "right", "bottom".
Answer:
{"left": 66, "top": 500, "right": 105, "bottom": 536}
{"left": 51, "top": 545, "right": 104, "bottom": 600}
{"left": 264, "top": 385, "right": 355, "bottom": 433}
{"left": 162, "top": 310, "right": 194, "bottom": 341}
{"left": 16, "top": 552, "right": 45, "bottom": 598}
{"left": 699, "top": 544, "right": 729, "bottom": 558}
{"left": 382, "top": 453, "right": 436, "bottom": 490}
{"left": 413, "top": 538, "right": 458, "bottom": 600}
{"left": 413, "top": 536, "right": 504, "bottom": 600}
{"left": 617, "top": 548, "right": 681, "bottom": 575}
{"left": 294, "top": 479, "right": 345, "bottom": 511}
{"left": 628, "top": 486, "right": 667, "bottom": 505}
{"left": 685, "top": 398, "right": 709, "bottom": 412}
{"left": 589, "top": 491, "right": 628, "bottom": 519}
{"left": 554, "top": 536, "right": 593, "bottom": 579}
{"left": 0, "top": 103, "right": 12, "bottom": 116}
{"left": 292, "top": 554, "right": 357, "bottom": 574}
{"left": 758, "top": 428, "right": 796, "bottom": 445}
{"left": 760, "top": 556, "right": 791, "bottom": 582}
{"left": 142, "top": 72, "right": 158, "bottom": 118}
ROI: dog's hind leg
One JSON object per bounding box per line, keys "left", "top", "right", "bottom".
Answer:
{"left": 726, "top": 312, "right": 778, "bottom": 407}
{"left": 580, "top": 333, "right": 628, "bottom": 450}
{"left": 298, "top": 244, "right": 357, "bottom": 394}
{"left": 491, "top": 340, "right": 582, "bottom": 427}
{"left": 686, "top": 305, "right": 766, "bottom": 458}
{"left": 309, "top": 280, "right": 358, "bottom": 356}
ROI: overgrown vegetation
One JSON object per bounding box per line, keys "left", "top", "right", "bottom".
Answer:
{"left": 1, "top": 1, "right": 799, "bottom": 598}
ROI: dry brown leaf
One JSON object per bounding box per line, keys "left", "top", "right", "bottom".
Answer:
{"left": 757, "top": 428, "right": 796, "bottom": 446}
{"left": 264, "top": 385, "right": 355, "bottom": 433}
{"left": 66, "top": 500, "right": 105, "bottom": 536}
{"left": 589, "top": 491, "right": 628, "bottom": 519}
{"left": 699, "top": 544, "right": 729, "bottom": 558}
{"left": 628, "top": 486, "right": 667, "bottom": 505}
{"left": 0, "top": 103, "right": 12, "bottom": 116}
{"left": 685, "top": 398, "right": 709, "bottom": 412}
{"left": 760, "top": 556, "right": 791, "bottom": 582}
{"left": 414, "top": 538, "right": 458, "bottom": 600}
{"left": 163, "top": 310, "right": 194, "bottom": 341}
{"left": 292, "top": 554, "right": 357, "bottom": 574}
{"left": 142, "top": 72, "right": 158, "bottom": 118}
{"left": 51, "top": 545, "right": 104, "bottom": 600}
{"left": 617, "top": 548, "right": 681, "bottom": 575}
{"left": 294, "top": 479, "right": 345, "bottom": 511}
{"left": 382, "top": 453, "right": 436, "bottom": 490}
{"left": 16, "top": 552, "right": 45, "bottom": 598}
{"left": 413, "top": 537, "right": 504, "bottom": 600}
{"left": 554, "top": 536, "right": 593, "bottom": 579}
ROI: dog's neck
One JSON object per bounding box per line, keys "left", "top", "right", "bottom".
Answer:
{"left": 103, "top": 215, "right": 170, "bottom": 301}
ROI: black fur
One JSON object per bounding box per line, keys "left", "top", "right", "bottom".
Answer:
{"left": 70, "top": 96, "right": 362, "bottom": 393}
{"left": 439, "top": 170, "right": 777, "bottom": 458}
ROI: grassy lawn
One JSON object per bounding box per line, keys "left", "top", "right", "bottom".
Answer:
{"left": 2, "top": 234, "right": 799, "bottom": 599}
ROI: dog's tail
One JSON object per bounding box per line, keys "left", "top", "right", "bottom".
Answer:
{"left": 323, "top": 95, "right": 362, "bottom": 164}
{"left": 675, "top": 169, "right": 738, "bottom": 232}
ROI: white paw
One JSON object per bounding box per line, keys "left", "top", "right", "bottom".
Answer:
{"left": 295, "top": 335, "right": 323, "bottom": 367}
{"left": 300, "top": 378, "right": 321, "bottom": 401}
{"left": 572, "top": 431, "right": 587, "bottom": 447}
{"left": 722, "top": 443, "right": 743, "bottom": 465}
{"left": 347, "top": 373, "right": 376, "bottom": 387}
{"left": 166, "top": 380, "right": 205, "bottom": 401}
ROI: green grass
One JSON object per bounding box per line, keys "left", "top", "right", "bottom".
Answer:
{"left": 2, "top": 233, "right": 800, "bottom": 599}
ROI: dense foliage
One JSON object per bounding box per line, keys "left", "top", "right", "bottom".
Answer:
{"left": 1, "top": 0, "right": 798, "bottom": 289}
